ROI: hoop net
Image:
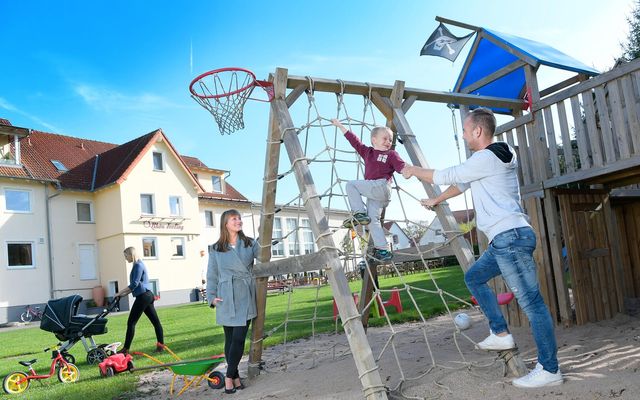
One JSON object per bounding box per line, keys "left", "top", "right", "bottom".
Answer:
{"left": 190, "top": 67, "right": 274, "bottom": 135}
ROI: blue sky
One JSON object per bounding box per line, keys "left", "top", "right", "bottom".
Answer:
{"left": 0, "top": 0, "right": 634, "bottom": 221}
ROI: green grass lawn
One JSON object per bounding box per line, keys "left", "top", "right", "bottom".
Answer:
{"left": 0, "top": 266, "right": 468, "bottom": 400}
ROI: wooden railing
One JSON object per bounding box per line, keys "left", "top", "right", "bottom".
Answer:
{"left": 495, "top": 58, "right": 640, "bottom": 193}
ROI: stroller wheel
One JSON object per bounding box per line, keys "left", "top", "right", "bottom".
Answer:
{"left": 61, "top": 351, "right": 75, "bottom": 365}
{"left": 86, "top": 348, "right": 107, "bottom": 365}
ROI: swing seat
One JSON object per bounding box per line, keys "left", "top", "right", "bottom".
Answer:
{"left": 471, "top": 292, "right": 514, "bottom": 306}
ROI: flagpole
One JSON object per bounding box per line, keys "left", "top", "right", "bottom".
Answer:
{"left": 435, "top": 16, "right": 480, "bottom": 32}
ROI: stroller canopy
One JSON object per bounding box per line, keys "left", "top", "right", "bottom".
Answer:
{"left": 40, "top": 295, "right": 83, "bottom": 333}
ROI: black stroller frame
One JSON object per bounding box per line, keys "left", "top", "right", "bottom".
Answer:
{"left": 40, "top": 295, "right": 119, "bottom": 365}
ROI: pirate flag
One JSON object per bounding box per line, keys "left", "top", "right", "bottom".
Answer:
{"left": 420, "top": 23, "right": 474, "bottom": 62}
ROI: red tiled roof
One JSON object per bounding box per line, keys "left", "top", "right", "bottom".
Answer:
{"left": 453, "top": 209, "right": 475, "bottom": 224}
{"left": 182, "top": 156, "right": 248, "bottom": 203}
{"left": 0, "top": 118, "right": 12, "bottom": 126}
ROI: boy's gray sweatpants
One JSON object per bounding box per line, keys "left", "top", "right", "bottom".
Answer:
{"left": 345, "top": 178, "right": 391, "bottom": 249}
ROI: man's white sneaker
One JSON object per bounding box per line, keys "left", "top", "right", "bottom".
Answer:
{"left": 475, "top": 333, "right": 516, "bottom": 351}
{"left": 512, "top": 364, "right": 563, "bottom": 388}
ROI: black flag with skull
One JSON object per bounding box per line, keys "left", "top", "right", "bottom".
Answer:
{"left": 420, "top": 23, "right": 474, "bottom": 61}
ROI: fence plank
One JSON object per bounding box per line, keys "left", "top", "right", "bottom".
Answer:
{"left": 608, "top": 80, "right": 632, "bottom": 159}
{"left": 594, "top": 86, "right": 617, "bottom": 163}
{"left": 582, "top": 91, "right": 604, "bottom": 167}
{"left": 620, "top": 75, "right": 640, "bottom": 154}
{"left": 543, "top": 107, "right": 561, "bottom": 176}
{"left": 556, "top": 100, "right": 576, "bottom": 173}
{"left": 570, "top": 95, "right": 592, "bottom": 169}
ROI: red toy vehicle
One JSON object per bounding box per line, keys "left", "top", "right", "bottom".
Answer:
{"left": 98, "top": 353, "right": 133, "bottom": 376}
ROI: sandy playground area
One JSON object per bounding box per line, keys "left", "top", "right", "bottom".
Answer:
{"left": 127, "top": 310, "right": 640, "bottom": 400}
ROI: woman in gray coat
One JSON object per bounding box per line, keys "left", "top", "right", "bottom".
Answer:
{"left": 207, "top": 209, "right": 259, "bottom": 394}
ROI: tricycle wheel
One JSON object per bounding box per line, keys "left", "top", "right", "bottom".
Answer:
{"left": 3, "top": 371, "right": 30, "bottom": 394}
{"left": 86, "top": 348, "right": 107, "bottom": 365}
{"left": 105, "top": 367, "right": 115, "bottom": 377}
{"left": 207, "top": 371, "right": 225, "bottom": 389}
{"left": 57, "top": 363, "right": 79, "bottom": 383}
{"left": 127, "top": 361, "right": 134, "bottom": 372}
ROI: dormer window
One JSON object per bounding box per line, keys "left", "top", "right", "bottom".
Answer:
{"left": 51, "top": 160, "right": 67, "bottom": 171}
{"left": 152, "top": 152, "right": 164, "bottom": 171}
{"left": 212, "top": 176, "right": 222, "bottom": 193}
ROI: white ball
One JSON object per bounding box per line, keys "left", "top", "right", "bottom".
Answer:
{"left": 454, "top": 313, "right": 472, "bottom": 330}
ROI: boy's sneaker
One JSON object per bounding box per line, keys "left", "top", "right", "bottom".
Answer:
{"left": 373, "top": 249, "right": 393, "bottom": 262}
{"left": 342, "top": 212, "right": 371, "bottom": 228}
{"left": 512, "top": 363, "right": 563, "bottom": 388}
{"left": 476, "top": 332, "right": 516, "bottom": 351}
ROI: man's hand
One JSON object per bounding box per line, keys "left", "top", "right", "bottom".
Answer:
{"left": 420, "top": 198, "right": 439, "bottom": 210}
{"left": 401, "top": 165, "right": 415, "bottom": 179}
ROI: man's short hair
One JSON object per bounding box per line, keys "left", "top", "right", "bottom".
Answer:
{"left": 468, "top": 107, "right": 496, "bottom": 137}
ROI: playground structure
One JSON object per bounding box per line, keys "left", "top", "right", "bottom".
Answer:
{"left": 192, "top": 19, "right": 640, "bottom": 400}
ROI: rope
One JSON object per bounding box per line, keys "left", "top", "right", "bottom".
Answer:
{"left": 257, "top": 88, "right": 497, "bottom": 399}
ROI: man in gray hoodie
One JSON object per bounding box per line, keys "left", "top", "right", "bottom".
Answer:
{"left": 401, "top": 107, "right": 562, "bottom": 389}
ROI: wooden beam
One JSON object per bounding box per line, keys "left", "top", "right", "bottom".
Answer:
{"left": 401, "top": 95, "right": 418, "bottom": 114}
{"left": 285, "top": 74, "right": 525, "bottom": 110}
{"left": 249, "top": 68, "right": 288, "bottom": 378}
{"left": 435, "top": 16, "right": 480, "bottom": 31}
{"left": 271, "top": 88, "right": 388, "bottom": 399}
{"left": 495, "top": 114, "right": 533, "bottom": 136}
{"left": 391, "top": 107, "right": 476, "bottom": 272}
{"left": 542, "top": 154, "right": 640, "bottom": 188}
{"left": 536, "top": 58, "right": 640, "bottom": 111}
{"left": 453, "top": 34, "right": 483, "bottom": 93}
{"left": 252, "top": 251, "right": 330, "bottom": 277}
{"left": 460, "top": 60, "right": 526, "bottom": 94}
{"left": 286, "top": 84, "right": 307, "bottom": 107}
{"left": 370, "top": 91, "right": 393, "bottom": 120}
{"left": 480, "top": 30, "right": 539, "bottom": 68}
{"left": 539, "top": 74, "right": 586, "bottom": 98}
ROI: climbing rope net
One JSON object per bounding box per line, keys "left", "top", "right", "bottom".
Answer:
{"left": 252, "top": 83, "right": 507, "bottom": 398}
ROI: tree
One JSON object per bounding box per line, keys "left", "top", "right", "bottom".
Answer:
{"left": 620, "top": 1, "right": 640, "bottom": 62}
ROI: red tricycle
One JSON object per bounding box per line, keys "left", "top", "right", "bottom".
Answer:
{"left": 2, "top": 345, "right": 80, "bottom": 394}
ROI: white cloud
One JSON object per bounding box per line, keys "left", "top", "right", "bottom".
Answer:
{"left": 74, "top": 84, "right": 184, "bottom": 113}
{"left": 0, "top": 97, "right": 60, "bottom": 131}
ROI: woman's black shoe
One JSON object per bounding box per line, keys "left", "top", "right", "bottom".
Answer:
{"left": 235, "top": 383, "right": 246, "bottom": 390}
{"left": 224, "top": 387, "right": 237, "bottom": 394}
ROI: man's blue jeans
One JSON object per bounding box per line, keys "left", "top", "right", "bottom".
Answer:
{"left": 464, "top": 226, "right": 559, "bottom": 373}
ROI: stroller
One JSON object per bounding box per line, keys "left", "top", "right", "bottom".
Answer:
{"left": 40, "top": 295, "right": 119, "bottom": 365}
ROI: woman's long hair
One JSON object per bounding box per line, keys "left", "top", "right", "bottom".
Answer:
{"left": 123, "top": 246, "right": 139, "bottom": 262}
{"left": 213, "top": 209, "right": 253, "bottom": 252}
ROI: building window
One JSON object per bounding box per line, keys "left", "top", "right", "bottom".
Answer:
{"left": 152, "top": 152, "right": 164, "bottom": 171}
{"left": 7, "top": 242, "right": 34, "bottom": 269}
{"left": 272, "top": 217, "right": 284, "bottom": 256}
{"left": 50, "top": 160, "right": 68, "bottom": 171}
{"left": 300, "top": 219, "right": 315, "bottom": 254}
{"left": 140, "top": 194, "right": 154, "bottom": 215}
{"left": 171, "top": 237, "right": 185, "bottom": 258}
{"left": 142, "top": 237, "right": 157, "bottom": 258}
{"left": 204, "top": 210, "right": 214, "bottom": 227}
{"left": 393, "top": 234, "right": 399, "bottom": 244}
{"left": 4, "top": 188, "right": 31, "bottom": 213}
{"left": 76, "top": 201, "right": 93, "bottom": 222}
{"left": 169, "top": 196, "right": 182, "bottom": 216}
{"left": 286, "top": 218, "right": 299, "bottom": 256}
{"left": 212, "top": 176, "right": 222, "bottom": 193}
{"left": 148, "top": 279, "right": 160, "bottom": 299}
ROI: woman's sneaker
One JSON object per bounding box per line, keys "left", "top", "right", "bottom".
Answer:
{"left": 512, "top": 363, "right": 563, "bottom": 388}
{"left": 342, "top": 212, "right": 371, "bottom": 228}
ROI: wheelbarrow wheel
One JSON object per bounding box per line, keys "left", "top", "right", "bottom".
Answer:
{"left": 207, "top": 371, "right": 225, "bottom": 389}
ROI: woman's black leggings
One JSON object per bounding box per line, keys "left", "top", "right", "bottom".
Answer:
{"left": 124, "top": 290, "right": 164, "bottom": 350}
{"left": 223, "top": 321, "right": 250, "bottom": 379}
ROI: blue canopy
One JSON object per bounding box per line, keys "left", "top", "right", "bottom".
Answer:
{"left": 454, "top": 28, "right": 599, "bottom": 114}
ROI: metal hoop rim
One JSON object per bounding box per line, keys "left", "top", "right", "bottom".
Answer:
{"left": 189, "top": 67, "right": 257, "bottom": 99}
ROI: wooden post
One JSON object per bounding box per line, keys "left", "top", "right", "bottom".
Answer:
{"left": 385, "top": 81, "right": 475, "bottom": 273}
{"left": 270, "top": 68, "right": 388, "bottom": 399}
{"left": 248, "top": 70, "right": 287, "bottom": 378}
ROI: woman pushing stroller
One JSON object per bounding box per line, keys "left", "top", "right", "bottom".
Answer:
{"left": 115, "top": 246, "right": 165, "bottom": 354}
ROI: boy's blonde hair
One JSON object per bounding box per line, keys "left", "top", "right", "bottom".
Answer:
{"left": 370, "top": 126, "right": 393, "bottom": 139}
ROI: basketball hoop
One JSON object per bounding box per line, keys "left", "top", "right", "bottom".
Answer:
{"left": 189, "top": 67, "right": 274, "bottom": 135}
